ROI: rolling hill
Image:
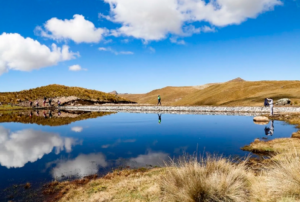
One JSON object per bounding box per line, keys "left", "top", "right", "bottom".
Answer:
{"left": 0, "top": 84, "right": 133, "bottom": 105}
{"left": 122, "top": 79, "right": 300, "bottom": 106}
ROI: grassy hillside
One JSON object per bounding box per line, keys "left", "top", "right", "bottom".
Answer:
{"left": 0, "top": 84, "right": 131, "bottom": 104}
{"left": 122, "top": 86, "right": 200, "bottom": 105}
{"left": 123, "top": 79, "right": 300, "bottom": 106}
{"left": 174, "top": 80, "right": 300, "bottom": 106}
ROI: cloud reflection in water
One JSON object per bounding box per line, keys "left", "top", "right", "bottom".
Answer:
{"left": 0, "top": 126, "right": 79, "bottom": 168}
{"left": 51, "top": 153, "right": 108, "bottom": 180}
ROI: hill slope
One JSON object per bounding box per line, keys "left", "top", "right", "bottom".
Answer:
{"left": 173, "top": 80, "right": 300, "bottom": 106}
{"left": 0, "top": 84, "right": 132, "bottom": 105}
{"left": 123, "top": 80, "right": 300, "bottom": 106}
{"left": 122, "top": 86, "right": 199, "bottom": 105}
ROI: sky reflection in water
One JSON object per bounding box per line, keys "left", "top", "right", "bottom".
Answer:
{"left": 0, "top": 112, "right": 297, "bottom": 191}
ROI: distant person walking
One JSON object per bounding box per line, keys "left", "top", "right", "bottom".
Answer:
{"left": 57, "top": 100, "right": 61, "bottom": 106}
{"left": 30, "top": 101, "right": 33, "bottom": 107}
{"left": 157, "top": 95, "right": 161, "bottom": 105}
{"left": 49, "top": 98, "right": 52, "bottom": 107}
{"left": 35, "top": 101, "right": 39, "bottom": 108}
{"left": 266, "top": 98, "right": 274, "bottom": 116}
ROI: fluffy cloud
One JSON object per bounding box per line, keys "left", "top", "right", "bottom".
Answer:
{"left": 0, "top": 33, "right": 78, "bottom": 75}
{"left": 98, "top": 47, "right": 134, "bottom": 55}
{"left": 103, "top": 0, "right": 282, "bottom": 41}
{"left": 71, "top": 126, "right": 84, "bottom": 132}
{"left": 69, "top": 65, "right": 87, "bottom": 71}
{"left": 38, "top": 14, "right": 107, "bottom": 43}
{"left": 51, "top": 153, "right": 107, "bottom": 179}
{"left": 0, "top": 127, "right": 78, "bottom": 168}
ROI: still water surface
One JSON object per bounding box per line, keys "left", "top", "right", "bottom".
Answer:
{"left": 0, "top": 111, "right": 296, "bottom": 192}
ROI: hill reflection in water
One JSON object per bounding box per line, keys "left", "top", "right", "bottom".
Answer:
{"left": 0, "top": 110, "right": 114, "bottom": 126}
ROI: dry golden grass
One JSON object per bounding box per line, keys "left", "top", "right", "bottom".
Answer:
{"left": 55, "top": 168, "right": 165, "bottom": 202}
{"left": 0, "top": 104, "right": 30, "bottom": 111}
{"left": 161, "top": 156, "right": 253, "bottom": 202}
{"left": 241, "top": 138, "right": 300, "bottom": 154}
{"left": 251, "top": 149, "right": 300, "bottom": 202}
{"left": 122, "top": 86, "right": 199, "bottom": 105}
{"left": 175, "top": 80, "right": 300, "bottom": 106}
{"left": 54, "top": 156, "right": 254, "bottom": 202}
{"left": 123, "top": 80, "right": 300, "bottom": 106}
{"left": 0, "top": 84, "right": 130, "bottom": 104}
{"left": 50, "top": 150, "right": 300, "bottom": 202}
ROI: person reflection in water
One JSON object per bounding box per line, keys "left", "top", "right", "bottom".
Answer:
{"left": 158, "top": 114, "right": 162, "bottom": 124}
{"left": 264, "top": 120, "right": 274, "bottom": 136}
{"left": 49, "top": 110, "right": 53, "bottom": 118}
{"left": 43, "top": 111, "right": 47, "bottom": 119}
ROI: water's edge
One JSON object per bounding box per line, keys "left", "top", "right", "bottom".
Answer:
{"left": 60, "top": 105, "right": 300, "bottom": 116}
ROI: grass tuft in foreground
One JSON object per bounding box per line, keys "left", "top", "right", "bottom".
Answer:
{"left": 161, "top": 156, "right": 253, "bottom": 202}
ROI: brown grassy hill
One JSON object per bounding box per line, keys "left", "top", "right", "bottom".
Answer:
{"left": 123, "top": 80, "right": 300, "bottom": 106}
{"left": 0, "top": 84, "right": 132, "bottom": 104}
{"left": 173, "top": 80, "right": 300, "bottom": 106}
{"left": 121, "top": 83, "right": 218, "bottom": 105}
{"left": 122, "top": 86, "right": 199, "bottom": 105}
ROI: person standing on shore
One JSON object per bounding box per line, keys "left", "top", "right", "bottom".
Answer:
{"left": 157, "top": 95, "right": 161, "bottom": 105}
{"left": 264, "top": 98, "right": 269, "bottom": 107}
{"left": 267, "top": 98, "right": 274, "bottom": 116}
{"left": 49, "top": 98, "right": 52, "bottom": 107}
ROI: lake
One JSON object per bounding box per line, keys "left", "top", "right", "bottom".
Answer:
{"left": 0, "top": 110, "right": 296, "bottom": 200}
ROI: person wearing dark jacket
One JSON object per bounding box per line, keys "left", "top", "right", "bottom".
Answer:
{"left": 264, "top": 98, "right": 269, "bottom": 107}
{"left": 157, "top": 95, "right": 161, "bottom": 105}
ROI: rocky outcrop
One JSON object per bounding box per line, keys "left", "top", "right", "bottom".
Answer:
{"left": 109, "top": 91, "right": 118, "bottom": 95}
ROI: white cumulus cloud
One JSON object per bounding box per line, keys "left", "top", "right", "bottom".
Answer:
{"left": 69, "top": 65, "right": 87, "bottom": 71}
{"left": 102, "top": 0, "right": 282, "bottom": 41}
{"left": 51, "top": 153, "right": 108, "bottom": 179}
{"left": 0, "top": 33, "right": 78, "bottom": 75}
{"left": 98, "top": 47, "right": 134, "bottom": 55}
{"left": 0, "top": 127, "right": 78, "bottom": 168}
{"left": 38, "top": 14, "right": 107, "bottom": 43}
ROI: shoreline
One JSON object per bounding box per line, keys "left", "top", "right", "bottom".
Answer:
{"left": 60, "top": 105, "right": 300, "bottom": 115}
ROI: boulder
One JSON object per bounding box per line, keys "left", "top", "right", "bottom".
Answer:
{"left": 276, "top": 98, "right": 291, "bottom": 105}
{"left": 253, "top": 116, "right": 269, "bottom": 122}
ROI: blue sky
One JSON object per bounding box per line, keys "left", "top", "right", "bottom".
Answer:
{"left": 0, "top": 0, "right": 299, "bottom": 93}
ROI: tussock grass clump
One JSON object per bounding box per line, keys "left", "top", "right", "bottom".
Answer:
{"left": 161, "top": 156, "right": 253, "bottom": 202}
{"left": 263, "top": 152, "right": 300, "bottom": 201}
